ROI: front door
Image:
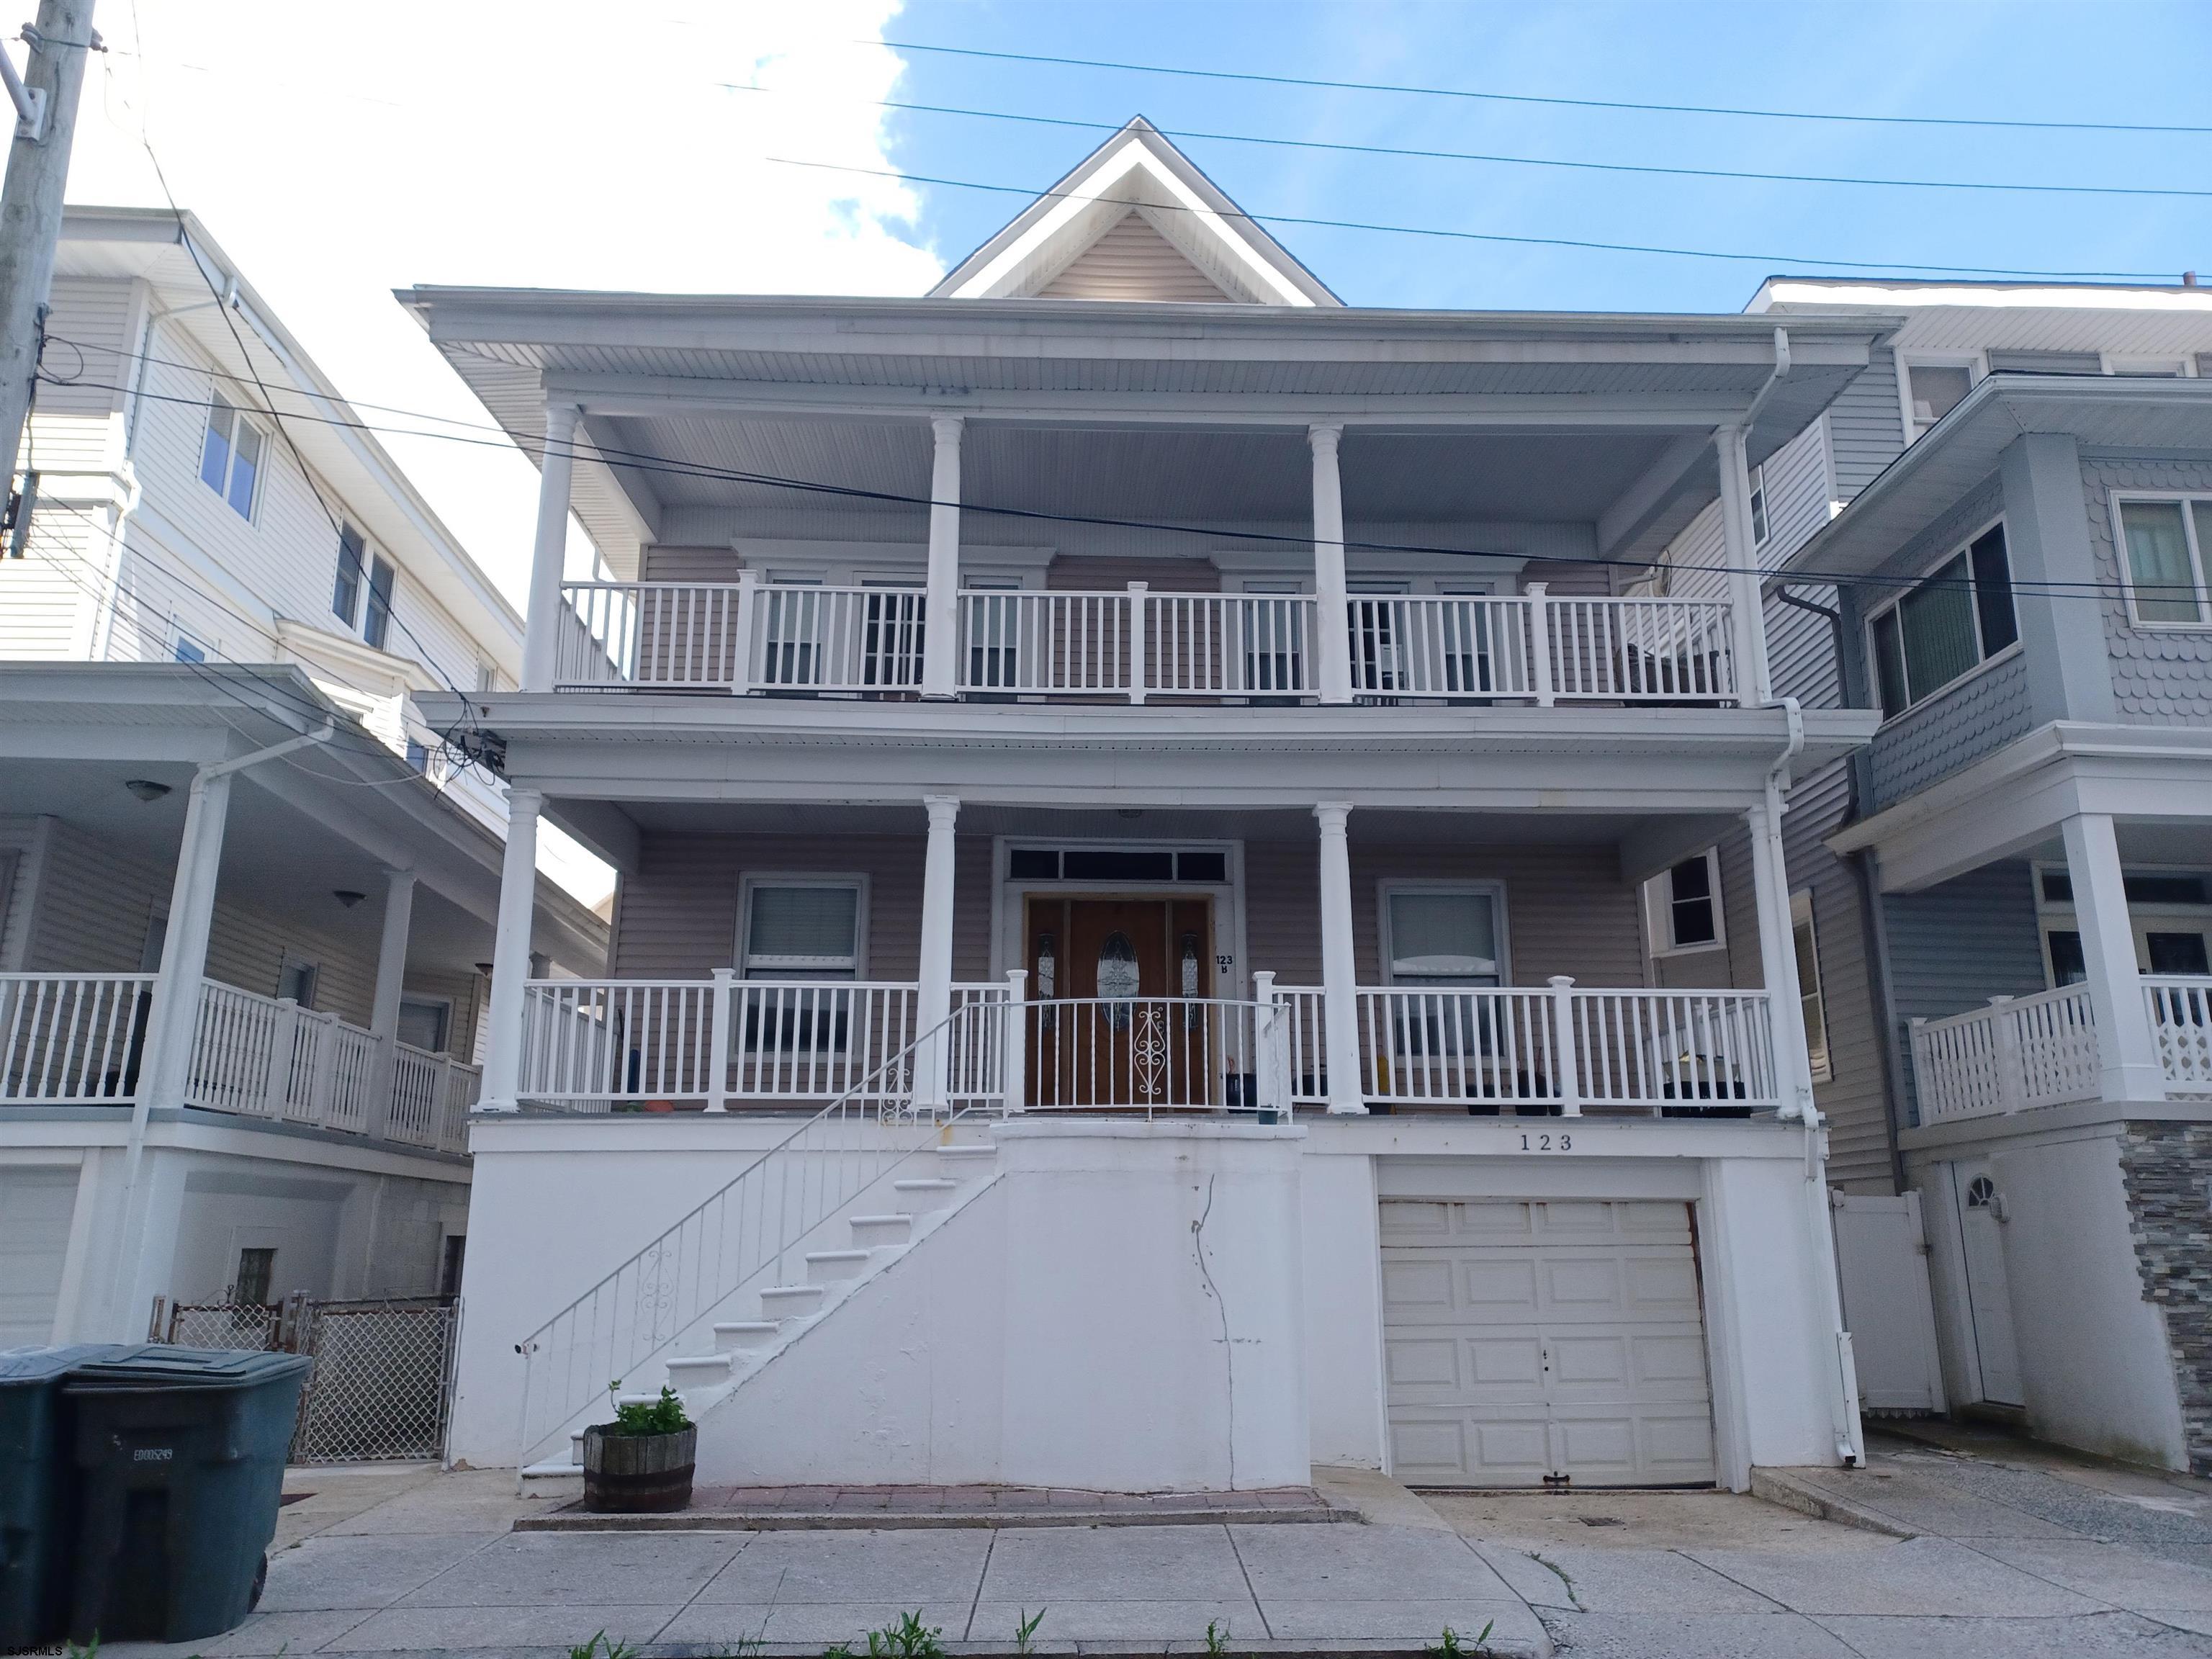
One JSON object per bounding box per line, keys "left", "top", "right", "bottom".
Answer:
{"left": 1026, "top": 897, "right": 1213, "bottom": 1107}
{"left": 1951, "top": 1160, "right": 2025, "bottom": 1407}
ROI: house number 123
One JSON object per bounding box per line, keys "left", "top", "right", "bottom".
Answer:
{"left": 1519, "top": 1133, "right": 1572, "bottom": 1151}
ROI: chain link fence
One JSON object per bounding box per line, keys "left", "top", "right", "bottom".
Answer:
{"left": 147, "top": 1292, "right": 462, "bottom": 1463}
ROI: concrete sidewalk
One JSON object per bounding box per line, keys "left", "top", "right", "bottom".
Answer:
{"left": 94, "top": 1434, "right": 2212, "bottom": 1659}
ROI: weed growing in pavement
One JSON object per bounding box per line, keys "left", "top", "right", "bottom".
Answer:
{"left": 1204, "top": 1617, "right": 1231, "bottom": 1656}
{"left": 1424, "top": 1624, "right": 1494, "bottom": 1659}
{"left": 1015, "top": 1608, "right": 1047, "bottom": 1655}
{"left": 568, "top": 1635, "right": 642, "bottom": 1659}
{"left": 862, "top": 1611, "right": 945, "bottom": 1659}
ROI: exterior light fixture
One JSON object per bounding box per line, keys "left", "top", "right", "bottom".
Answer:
{"left": 333, "top": 890, "right": 367, "bottom": 909}
{"left": 123, "top": 778, "right": 171, "bottom": 802}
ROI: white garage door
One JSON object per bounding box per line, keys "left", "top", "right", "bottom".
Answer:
{"left": 1380, "top": 1197, "right": 1717, "bottom": 1488}
{"left": 0, "top": 1165, "right": 79, "bottom": 1347}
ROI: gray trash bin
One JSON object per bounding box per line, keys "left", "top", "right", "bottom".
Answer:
{"left": 0, "top": 1345, "right": 128, "bottom": 1650}
{"left": 63, "top": 1345, "right": 310, "bottom": 1644}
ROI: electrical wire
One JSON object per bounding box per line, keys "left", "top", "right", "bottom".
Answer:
{"left": 879, "top": 38, "right": 2212, "bottom": 137}
{"left": 770, "top": 158, "right": 2188, "bottom": 284}
{"left": 31, "top": 365, "right": 2176, "bottom": 605}
{"left": 724, "top": 86, "right": 2212, "bottom": 202}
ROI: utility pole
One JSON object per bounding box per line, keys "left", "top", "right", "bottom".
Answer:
{"left": 0, "top": 0, "right": 95, "bottom": 550}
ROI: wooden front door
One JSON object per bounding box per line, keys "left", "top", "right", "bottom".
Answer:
{"left": 1026, "top": 897, "right": 1213, "bottom": 1107}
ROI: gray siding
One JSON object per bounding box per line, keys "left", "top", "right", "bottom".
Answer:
{"left": 1884, "top": 860, "right": 2049, "bottom": 1126}
{"left": 1825, "top": 348, "right": 1907, "bottom": 495}
{"left": 2086, "top": 454, "right": 2212, "bottom": 725}
{"left": 1768, "top": 585, "right": 1843, "bottom": 710}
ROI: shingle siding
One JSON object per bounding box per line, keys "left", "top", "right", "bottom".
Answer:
{"left": 2087, "top": 454, "right": 2212, "bottom": 725}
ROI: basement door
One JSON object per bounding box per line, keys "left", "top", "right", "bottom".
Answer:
{"left": 1380, "top": 1197, "right": 1717, "bottom": 1487}
{"left": 1949, "top": 1160, "right": 2024, "bottom": 1408}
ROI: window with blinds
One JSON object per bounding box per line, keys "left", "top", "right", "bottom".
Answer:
{"left": 1867, "top": 521, "right": 2018, "bottom": 719}
{"left": 742, "top": 882, "right": 862, "bottom": 979}
{"left": 1383, "top": 886, "right": 1503, "bottom": 986}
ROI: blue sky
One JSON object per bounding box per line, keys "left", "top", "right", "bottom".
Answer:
{"left": 879, "top": 0, "right": 2211, "bottom": 313}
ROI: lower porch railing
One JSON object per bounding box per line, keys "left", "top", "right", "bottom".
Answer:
{"left": 1908, "top": 976, "right": 2212, "bottom": 1124}
{"left": 1, "top": 972, "right": 153, "bottom": 1103}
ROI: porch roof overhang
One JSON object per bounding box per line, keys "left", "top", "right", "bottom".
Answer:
{"left": 1829, "top": 719, "right": 2212, "bottom": 892}
{"left": 0, "top": 662, "right": 607, "bottom": 974}
{"left": 395, "top": 286, "right": 1896, "bottom": 578}
{"left": 418, "top": 689, "right": 1873, "bottom": 872}
{"left": 1781, "top": 374, "right": 2212, "bottom": 583}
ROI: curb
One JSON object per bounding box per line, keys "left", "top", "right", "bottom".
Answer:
{"left": 514, "top": 1506, "right": 1358, "bottom": 1533}
{"left": 1748, "top": 1467, "right": 1916, "bottom": 1539}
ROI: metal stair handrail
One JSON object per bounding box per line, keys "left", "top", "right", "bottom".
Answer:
{"left": 511, "top": 1002, "right": 987, "bottom": 1470}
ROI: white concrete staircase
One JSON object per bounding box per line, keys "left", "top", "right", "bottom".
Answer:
{"left": 522, "top": 1136, "right": 999, "bottom": 1488}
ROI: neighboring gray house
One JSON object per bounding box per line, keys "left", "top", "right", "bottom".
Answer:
{"left": 1654, "top": 278, "right": 2212, "bottom": 1471}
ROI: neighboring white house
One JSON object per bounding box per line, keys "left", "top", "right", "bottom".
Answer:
{"left": 0, "top": 208, "right": 608, "bottom": 1348}
{"left": 410, "top": 120, "right": 1894, "bottom": 1494}
{"left": 1650, "top": 277, "right": 2212, "bottom": 1469}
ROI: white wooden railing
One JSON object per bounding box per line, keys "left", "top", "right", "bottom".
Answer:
{"left": 1910, "top": 986, "right": 2100, "bottom": 1123}
{"left": 553, "top": 579, "right": 1740, "bottom": 706}
{"left": 1, "top": 973, "right": 153, "bottom": 1103}
{"left": 1276, "top": 980, "right": 1779, "bottom": 1113}
{"left": 517, "top": 974, "right": 1013, "bottom": 1111}
{"left": 2146, "top": 976, "right": 2212, "bottom": 1093}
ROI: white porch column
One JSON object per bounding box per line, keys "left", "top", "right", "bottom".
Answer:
{"left": 477, "top": 786, "right": 542, "bottom": 1113}
{"left": 367, "top": 867, "right": 417, "bottom": 1138}
{"left": 2062, "top": 811, "right": 2165, "bottom": 1102}
{"left": 914, "top": 794, "right": 961, "bottom": 1108}
{"left": 1715, "top": 424, "right": 1772, "bottom": 706}
{"left": 1309, "top": 423, "right": 1353, "bottom": 706}
{"left": 140, "top": 770, "right": 235, "bottom": 1110}
{"left": 921, "top": 415, "right": 963, "bottom": 700}
{"left": 519, "top": 402, "right": 581, "bottom": 693}
{"left": 1314, "top": 802, "right": 1364, "bottom": 1114}
{"left": 1746, "top": 783, "right": 1817, "bottom": 1119}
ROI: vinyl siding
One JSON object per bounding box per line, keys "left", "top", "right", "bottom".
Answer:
{"left": 1036, "top": 212, "right": 1233, "bottom": 303}
{"left": 1047, "top": 555, "right": 1221, "bottom": 593}
{"left": 1825, "top": 348, "right": 1908, "bottom": 494}
{"left": 1884, "top": 860, "right": 2050, "bottom": 1127}
{"left": 2087, "top": 454, "right": 2212, "bottom": 725}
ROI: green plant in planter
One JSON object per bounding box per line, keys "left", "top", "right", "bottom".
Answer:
{"left": 604, "top": 1381, "right": 691, "bottom": 1435}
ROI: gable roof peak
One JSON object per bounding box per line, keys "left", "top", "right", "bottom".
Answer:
{"left": 929, "top": 117, "right": 1339, "bottom": 307}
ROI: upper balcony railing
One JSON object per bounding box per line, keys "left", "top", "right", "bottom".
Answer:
{"left": 554, "top": 580, "right": 1740, "bottom": 708}
{"left": 0, "top": 972, "right": 477, "bottom": 1154}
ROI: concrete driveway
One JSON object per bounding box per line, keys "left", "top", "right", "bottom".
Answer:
{"left": 91, "top": 1429, "right": 2212, "bottom": 1659}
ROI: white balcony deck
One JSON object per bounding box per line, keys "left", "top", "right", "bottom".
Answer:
{"left": 1910, "top": 976, "right": 2212, "bottom": 1125}
{"left": 0, "top": 972, "right": 477, "bottom": 1154}
{"left": 554, "top": 582, "right": 1740, "bottom": 709}
{"left": 511, "top": 974, "right": 1781, "bottom": 1118}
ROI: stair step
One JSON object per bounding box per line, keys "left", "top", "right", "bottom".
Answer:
{"left": 849, "top": 1213, "right": 914, "bottom": 1247}
{"left": 714, "top": 1320, "right": 781, "bottom": 1352}
{"left": 521, "top": 1456, "right": 583, "bottom": 1481}
{"left": 666, "top": 1353, "right": 734, "bottom": 1388}
{"left": 805, "top": 1249, "right": 872, "bottom": 1285}
{"left": 894, "top": 1177, "right": 961, "bottom": 1213}
{"left": 760, "top": 1284, "right": 826, "bottom": 1317}
{"left": 935, "top": 1144, "right": 997, "bottom": 1168}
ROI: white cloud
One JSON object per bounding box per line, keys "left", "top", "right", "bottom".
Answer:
{"left": 68, "top": 0, "right": 940, "bottom": 602}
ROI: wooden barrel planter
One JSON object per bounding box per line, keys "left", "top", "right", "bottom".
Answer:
{"left": 580, "top": 1424, "right": 696, "bottom": 1513}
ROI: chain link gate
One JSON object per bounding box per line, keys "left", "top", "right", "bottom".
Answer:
{"left": 147, "top": 1292, "right": 462, "bottom": 1463}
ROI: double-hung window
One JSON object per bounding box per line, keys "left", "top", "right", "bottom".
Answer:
{"left": 1903, "top": 361, "right": 1973, "bottom": 439}
{"left": 739, "top": 878, "right": 865, "bottom": 1057}
{"left": 1791, "top": 890, "right": 1833, "bottom": 1083}
{"left": 2117, "top": 497, "right": 2212, "bottom": 626}
{"left": 1381, "top": 884, "right": 1505, "bottom": 1057}
{"left": 1748, "top": 464, "right": 1770, "bottom": 547}
{"left": 199, "top": 393, "right": 265, "bottom": 519}
{"left": 1649, "top": 850, "right": 1724, "bottom": 955}
{"left": 1867, "top": 522, "right": 2018, "bottom": 719}
{"left": 332, "top": 521, "right": 399, "bottom": 649}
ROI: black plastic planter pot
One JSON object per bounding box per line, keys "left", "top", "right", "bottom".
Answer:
{"left": 581, "top": 1424, "right": 696, "bottom": 1514}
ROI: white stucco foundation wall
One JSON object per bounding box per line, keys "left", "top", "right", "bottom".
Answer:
{"left": 1298, "top": 1145, "right": 1387, "bottom": 1469}
{"left": 1904, "top": 1107, "right": 2190, "bottom": 1473}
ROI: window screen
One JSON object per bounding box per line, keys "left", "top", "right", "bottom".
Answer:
{"left": 1668, "top": 856, "right": 1718, "bottom": 948}
{"left": 333, "top": 524, "right": 367, "bottom": 626}
{"left": 1386, "top": 890, "right": 1499, "bottom": 986}
{"left": 745, "top": 884, "right": 860, "bottom": 977}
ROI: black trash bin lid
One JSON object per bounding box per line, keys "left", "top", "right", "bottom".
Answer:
{"left": 0, "top": 1344, "right": 133, "bottom": 1388}
{"left": 62, "top": 1346, "right": 311, "bottom": 1394}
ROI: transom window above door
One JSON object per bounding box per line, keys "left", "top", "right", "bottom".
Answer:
{"left": 1382, "top": 885, "right": 1503, "bottom": 987}
{"left": 740, "top": 880, "right": 863, "bottom": 979}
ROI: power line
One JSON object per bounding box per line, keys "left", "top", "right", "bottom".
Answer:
{"left": 30, "top": 367, "right": 2172, "bottom": 605}
{"left": 879, "top": 38, "right": 2212, "bottom": 138}
{"left": 727, "top": 86, "right": 2212, "bottom": 202}
{"left": 770, "top": 158, "right": 2187, "bottom": 284}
